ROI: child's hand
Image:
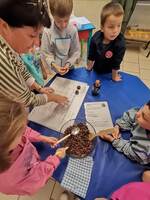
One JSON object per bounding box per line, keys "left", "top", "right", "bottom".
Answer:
{"left": 45, "top": 137, "right": 58, "bottom": 147}
{"left": 57, "top": 66, "right": 69, "bottom": 75}
{"left": 47, "top": 93, "right": 69, "bottom": 106}
{"left": 112, "top": 125, "right": 120, "bottom": 139}
{"left": 55, "top": 147, "right": 69, "bottom": 159}
{"left": 99, "top": 132, "right": 115, "bottom": 142}
{"left": 112, "top": 69, "right": 122, "bottom": 82}
{"left": 112, "top": 74, "right": 122, "bottom": 81}
{"left": 38, "top": 135, "right": 58, "bottom": 147}
{"left": 87, "top": 60, "right": 94, "bottom": 70}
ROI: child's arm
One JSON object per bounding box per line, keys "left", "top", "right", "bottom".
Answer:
{"left": 41, "top": 29, "right": 57, "bottom": 70}
{"left": 16, "top": 147, "right": 68, "bottom": 195}
{"left": 112, "top": 138, "right": 150, "bottom": 164}
{"left": 24, "top": 127, "right": 58, "bottom": 147}
{"left": 87, "top": 60, "right": 94, "bottom": 70}
{"left": 99, "top": 131, "right": 150, "bottom": 164}
{"left": 115, "top": 108, "right": 138, "bottom": 131}
{"left": 40, "top": 58, "right": 48, "bottom": 80}
{"left": 64, "top": 27, "right": 80, "bottom": 67}
{"left": 87, "top": 35, "right": 96, "bottom": 70}
{"left": 112, "top": 35, "right": 126, "bottom": 81}
{"left": 112, "top": 69, "right": 122, "bottom": 82}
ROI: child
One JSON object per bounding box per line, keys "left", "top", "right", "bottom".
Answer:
{"left": 99, "top": 100, "right": 150, "bottom": 164}
{"left": 41, "top": 0, "right": 80, "bottom": 75}
{"left": 21, "top": 30, "right": 52, "bottom": 87}
{"left": 87, "top": 2, "right": 126, "bottom": 81}
{"left": 21, "top": 47, "right": 47, "bottom": 88}
{"left": 0, "top": 94, "right": 68, "bottom": 195}
{"left": 95, "top": 182, "right": 150, "bottom": 200}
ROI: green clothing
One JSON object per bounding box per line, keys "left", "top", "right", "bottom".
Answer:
{"left": 21, "top": 53, "right": 44, "bottom": 86}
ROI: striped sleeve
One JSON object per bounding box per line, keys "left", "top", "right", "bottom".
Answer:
{"left": 0, "top": 41, "right": 47, "bottom": 107}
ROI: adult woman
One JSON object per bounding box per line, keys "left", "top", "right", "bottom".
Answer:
{"left": 0, "top": 0, "right": 68, "bottom": 107}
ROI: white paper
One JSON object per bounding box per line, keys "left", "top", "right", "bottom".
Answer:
{"left": 29, "top": 77, "right": 89, "bottom": 132}
{"left": 84, "top": 102, "right": 113, "bottom": 132}
{"left": 74, "top": 16, "right": 91, "bottom": 25}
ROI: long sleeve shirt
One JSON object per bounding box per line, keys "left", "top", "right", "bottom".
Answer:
{"left": 112, "top": 108, "right": 150, "bottom": 164}
{"left": 88, "top": 31, "right": 126, "bottom": 74}
{"left": 0, "top": 36, "right": 47, "bottom": 107}
{"left": 0, "top": 127, "right": 60, "bottom": 195}
{"left": 111, "top": 182, "right": 150, "bottom": 200}
{"left": 41, "top": 21, "right": 80, "bottom": 70}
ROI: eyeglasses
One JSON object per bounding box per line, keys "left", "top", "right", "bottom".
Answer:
{"left": 26, "top": 0, "right": 48, "bottom": 16}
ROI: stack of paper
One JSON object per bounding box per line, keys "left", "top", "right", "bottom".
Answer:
{"left": 29, "top": 77, "right": 89, "bottom": 132}
{"left": 84, "top": 102, "right": 113, "bottom": 132}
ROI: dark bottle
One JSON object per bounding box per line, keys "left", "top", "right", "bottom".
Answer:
{"left": 92, "top": 80, "right": 101, "bottom": 96}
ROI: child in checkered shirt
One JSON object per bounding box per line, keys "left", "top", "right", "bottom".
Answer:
{"left": 99, "top": 100, "right": 150, "bottom": 165}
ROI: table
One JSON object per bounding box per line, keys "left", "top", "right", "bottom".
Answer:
{"left": 29, "top": 68, "right": 150, "bottom": 199}
{"left": 78, "top": 23, "right": 95, "bottom": 58}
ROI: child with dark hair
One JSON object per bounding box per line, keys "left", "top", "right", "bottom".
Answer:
{"left": 0, "top": 94, "right": 68, "bottom": 195}
{"left": 87, "top": 2, "right": 126, "bottom": 81}
{"left": 99, "top": 100, "right": 150, "bottom": 164}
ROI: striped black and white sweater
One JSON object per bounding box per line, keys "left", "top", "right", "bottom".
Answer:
{"left": 0, "top": 36, "right": 47, "bottom": 107}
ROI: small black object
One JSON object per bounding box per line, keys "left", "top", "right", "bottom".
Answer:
{"left": 92, "top": 80, "right": 101, "bottom": 96}
{"left": 75, "top": 90, "right": 79, "bottom": 95}
{"left": 77, "top": 85, "right": 81, "bottom": 90}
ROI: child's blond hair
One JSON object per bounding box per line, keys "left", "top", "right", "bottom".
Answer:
{"left": 49, "top": 0, "right": 73, "bottom": 17}
{"left": 101, "top": 2, "right": 124, "bottom": 27}
{"left": 0, "top": 94, "right": 27, "bottom": 172}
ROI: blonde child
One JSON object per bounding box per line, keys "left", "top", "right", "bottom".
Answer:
{"left": 41, "top": 0, "right": 80, "bottom": 75}
{"left": 87, "top": 2, "right": 126, "bottom": 81}
{"left": 99, "top": 100, "right": 150, "bottom": 165}
{"left": 0, "top": 94, "right": 68, "bottom": 195}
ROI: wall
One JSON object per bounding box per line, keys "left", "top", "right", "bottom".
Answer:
{"left": 73, "top": 0, "right": 110, "bottom": 31}
{"left": 128, "top": 1, "right": 150, "bottom": 29}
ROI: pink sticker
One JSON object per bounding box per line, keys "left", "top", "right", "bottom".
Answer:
{"left": 105, "top": 50, "right": 113, "bottom": 58}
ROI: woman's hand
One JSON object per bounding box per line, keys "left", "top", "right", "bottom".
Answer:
{"left": 40, "top": 87, "right": 55, "bottom": 94}
{"left": 47, "top": 93, "right": 69, "bottom": 106}
{"left": 55, "top": 147, "right": 69, "bottom": 159}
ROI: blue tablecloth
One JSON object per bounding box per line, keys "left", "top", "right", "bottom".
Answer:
{"left": 29, "top": 68, "right": 150, "bottom": 199}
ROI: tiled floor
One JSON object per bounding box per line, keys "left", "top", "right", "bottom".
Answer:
{"left": 0, "top": 43, "right": 149, "bottom": 200}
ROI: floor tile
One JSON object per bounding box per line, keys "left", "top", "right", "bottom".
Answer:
{"left": 122, "top": 70, "right": 140, "bottom": 78}
{"left": 50, "top": 182, "right": 74, "bottom": 200}
{"left": 124, "top": 47, "right": 139, "bottom": 63}
{"left": 0, "top": 193, "right": 18, "bottom": 200}
{"left": 140, "top": 69, "right": 150, "bottom": 80}
{"left": 141, "top": 79, "right": 150, "bottom": 89}
{"left": 139, "top": 55, "right": 150, "bottom": 70}
{"left": 123, "top": 62, "right": 140, "bottom": 73}
{"left": 19, "top": 178, "right": 55, "bottom": 200}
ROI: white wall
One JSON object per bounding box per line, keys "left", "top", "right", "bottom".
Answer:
{"left": 128, "top": 1, "right": 150, "bottom": 29}
{"left": 73, "top": 0, "right": 110, "bottom": 31}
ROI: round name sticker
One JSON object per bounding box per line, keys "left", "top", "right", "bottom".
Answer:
{"left": 105, "top": 50, "right": 113, "bottom": 58}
